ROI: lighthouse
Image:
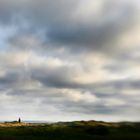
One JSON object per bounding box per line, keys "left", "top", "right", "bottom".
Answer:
{"left": 18, "top": 117, "right": 21, "bottom": 123}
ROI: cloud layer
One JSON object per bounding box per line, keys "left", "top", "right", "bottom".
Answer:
{"left": 0, "top": 0, "right": 140, "bottom": 121}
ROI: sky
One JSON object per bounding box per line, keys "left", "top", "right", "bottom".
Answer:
{"left": 0, "top": 0, "right": 140, "bottom": 122}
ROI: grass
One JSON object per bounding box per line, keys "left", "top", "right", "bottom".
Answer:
{"left": 0, "top": 121, "right": 139, "bottom": 140}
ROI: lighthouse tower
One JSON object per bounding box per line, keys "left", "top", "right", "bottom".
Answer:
{"left": 18, "top": 117, "right": 21, "bottom": 123}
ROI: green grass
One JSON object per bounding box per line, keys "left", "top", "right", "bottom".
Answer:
{"left": 0, "top": 121, "right": 139, "bottom": 140}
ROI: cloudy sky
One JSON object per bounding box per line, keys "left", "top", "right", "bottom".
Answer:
{"left": 0, "top": 0, "right": 140, "bottom": 122}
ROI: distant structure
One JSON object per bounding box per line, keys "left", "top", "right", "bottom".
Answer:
{"left": 18, "top": 117, "right": 21, "bottom": 123}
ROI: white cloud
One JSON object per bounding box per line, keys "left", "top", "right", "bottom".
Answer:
{"left": 60, "top": 89, "right": 98, "bottom": 103}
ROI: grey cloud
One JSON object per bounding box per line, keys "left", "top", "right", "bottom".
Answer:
{"left": 0, "top": 64, "right": 139, "bottom": 120}
{"left": 46, "top": 8, "right": 135, "bottom": 53}
{"left": 103, "top": 79, "right": 140, "bottom": 90}
{"left": 0, "top": 0, "right": 138, "bottom": 53}
{"left": 39, "top": 92, "right": 130, "bottom": 116}
{"left": 31, "top": 65, "right": 82, "bottom": 89}
{"left": 0, "top": 0, "right": 140, "bottom": 121}
{"left": 0, "top": 72, "right": 19, "bottom": 88}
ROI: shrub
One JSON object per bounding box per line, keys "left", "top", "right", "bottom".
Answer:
{"left": 85, "top": 125, "right": 109, "bottom": 136}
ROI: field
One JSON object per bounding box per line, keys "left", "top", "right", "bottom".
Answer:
{"left": 0, "top": 120, "right": 140, "bottom": 140}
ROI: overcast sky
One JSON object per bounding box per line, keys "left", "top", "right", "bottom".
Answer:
{"left": 0, "top": 0, "right": 140, "bottom": 122}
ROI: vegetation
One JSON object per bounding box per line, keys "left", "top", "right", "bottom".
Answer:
{"left": 0, "top": 120, "right": 139, "bottom": 140}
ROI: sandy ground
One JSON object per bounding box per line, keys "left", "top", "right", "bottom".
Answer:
{"left": 0, "top": 122, "right": 33, "bottom": 127}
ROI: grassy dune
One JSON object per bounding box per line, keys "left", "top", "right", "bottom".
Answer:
{"left": 0, "top": 120, "right": 139, "bottom": 140}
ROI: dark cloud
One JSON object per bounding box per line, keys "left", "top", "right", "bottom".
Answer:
{"left": 0, "top": 72, "right": 19, "bottom": 88}
{"left": 32, "top": 67, "right": 82, "bottom": 89}
{"left": 0, "top": 0, "right": 138, "bottom": 53}
{"left": 46, "top": 8, "right": 136, "bottom": 53}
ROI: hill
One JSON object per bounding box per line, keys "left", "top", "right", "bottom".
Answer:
{"left": 0, "top": 120, "right": 139, "bottom": 140}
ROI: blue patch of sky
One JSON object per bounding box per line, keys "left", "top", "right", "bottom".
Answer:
{"left": 0, "top": 26, "right": 17, "bottom": 50}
